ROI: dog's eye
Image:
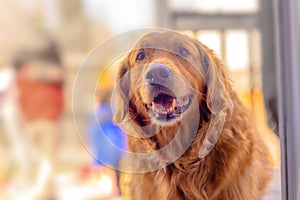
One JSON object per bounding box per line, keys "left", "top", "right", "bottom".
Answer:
{"left": 136, "top": 52, "right": 146, "bottom": 62}
{"left": 178, "top": 47, "right": 189, "bottom": 57}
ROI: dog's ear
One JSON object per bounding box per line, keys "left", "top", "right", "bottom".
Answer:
{"left": 194, "top": 40, "right": 233, "bottom": 116}
{"left": 194, "top": 40, "right": 234, "bottom": 158}
{"left": 113, "top": 58, "right": 130, "bottom": 124}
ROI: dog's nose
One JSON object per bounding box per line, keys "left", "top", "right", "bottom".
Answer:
{"left": 146, "top": 64, "right": 170, "bottom": 83}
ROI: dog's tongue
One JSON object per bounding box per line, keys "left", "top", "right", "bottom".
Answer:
{"left": 153, "top": 93, "right": 174, "bottom": 112}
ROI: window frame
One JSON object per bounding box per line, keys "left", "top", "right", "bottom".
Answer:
{"left": 274, "top": 0, "right": 300, "bottom": 199}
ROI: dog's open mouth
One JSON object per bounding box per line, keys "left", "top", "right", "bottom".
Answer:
{"left": 146, "top": 92, "right": 192, "bottom": 122}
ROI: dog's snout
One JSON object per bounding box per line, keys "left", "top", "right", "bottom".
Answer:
{"left": 146, "top": 64, "right": 170, "bottom": 83}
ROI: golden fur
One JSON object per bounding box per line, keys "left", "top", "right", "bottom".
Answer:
{"left": 114, "top": 31, "right": 273, "bottom": 200}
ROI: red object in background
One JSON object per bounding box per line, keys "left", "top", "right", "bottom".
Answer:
{"left": 17, "top": 79, "right": 63, "bottom": 122}
{"left": 16, "top": 64, "right": 64, "bottom": 122}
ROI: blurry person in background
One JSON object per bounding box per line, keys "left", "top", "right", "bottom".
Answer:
{"left": 85, "top": 81, "right": 127, "bottom": 197}
{"left": 13, "top": 38, "right": 64, "bottom": 200}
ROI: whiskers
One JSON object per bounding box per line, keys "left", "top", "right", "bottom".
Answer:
{"left": 188, "top": 85, "right": 207, "bottom": 99}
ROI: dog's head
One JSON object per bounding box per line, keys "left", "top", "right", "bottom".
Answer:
{"left": 114, "top": 30, "right": 233, "bottom": 158}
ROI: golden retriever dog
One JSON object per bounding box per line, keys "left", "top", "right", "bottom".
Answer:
{"left": 114, "top": 30, "right": 273, "bottom": 200}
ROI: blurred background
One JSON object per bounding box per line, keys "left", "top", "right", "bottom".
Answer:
{"left": 0, "top": 0, "right": 282, "bottom": 199}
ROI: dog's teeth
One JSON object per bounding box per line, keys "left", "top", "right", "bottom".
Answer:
{"left": 152, "top": 103, "right": 160, "bottom": 114}
{"left": 172, "top": 99, "right": 176, "bottom": 107}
